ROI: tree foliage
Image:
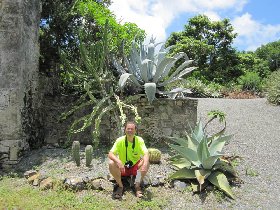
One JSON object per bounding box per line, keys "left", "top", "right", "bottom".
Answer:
{"left": 40, "top": 0, "right": 145, "bottom": 85}
{"left": 255, "top": 40, "right": 280, "bottom": 71}
{"left": 166, "top": 15, "right": 240, "bottom": 84}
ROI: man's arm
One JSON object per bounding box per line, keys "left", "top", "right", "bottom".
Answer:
{"left": 108, "top": 151, "right": 125, "bottom": 173}
{"left": 140, "top": 151, "right": 149, "bottom": 172}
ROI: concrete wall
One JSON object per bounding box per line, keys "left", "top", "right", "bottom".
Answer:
{"left": 0, "top": 0, "right": 41, "bottom": 167}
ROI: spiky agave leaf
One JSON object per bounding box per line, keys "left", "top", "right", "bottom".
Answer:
{"left": 195, "top": 169, "right": 211, "bottom": 190}
{"left": 213, "top": 159, "right": 238, "bottom": 178}
{"left": 140, "top": 59, "right": 152, "bottom": 82}
{"left": 192, "top": 120, "right": 205, "bottom": 143}
{"left": 119, "top": 73, "right": 132, "bottom": 89}
{"left": 208, "top": 171, "right": 235, "bottom": 199}
{"left": 202, "top": 153, "right": 224, "bottom": 170}
{"left": 169, "top": 167, "right": 196, "bottom": 180}
{"left": 171, "top": 157, "right": 192, "bottom": 169}
{"left": 197, "top": 136, "right": 210, "bottom": 164}
{"left": 208, "top": 135, "right": 233, "bottom": 155}
{"left": 153, "top": 57, "right": 176, "bottom": 83}
{"left": 167, "top": 136, "right": 188, "bottom": 147}
{"left": 144, "top": 83, "right": 156, "bottom": 103}
{"left": 187, "top": 134, "right": 199, "bottom": 151}
{"left": 169, "top": 143, "right": 201, "bottom": 167}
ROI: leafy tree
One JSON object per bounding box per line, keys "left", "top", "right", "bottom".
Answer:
{"left": 166, "top": 15, "right": 240, "bottom": 84}
{"left": 40, "top": 0, "right": 145, "bottom": 89}
{"left": 236, "top": 52, "right": 270, "bottom": 78}
{"left": 255, "top": 40, "right": 280, "bottom": 71}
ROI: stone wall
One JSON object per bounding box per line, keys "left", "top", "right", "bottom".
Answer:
{"left": 0, "top": 0, "right": 41, "bottom": 167}
{"left": 42, "top": 94, "right": 198, "bottom": 148}
{"left": 101, "top": 96, "right": 198, "bottom": 147}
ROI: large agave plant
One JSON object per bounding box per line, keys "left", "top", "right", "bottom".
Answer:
{"left": 168, "top": 112, "right": 238, "bottom": 199}
{"left": 112, "top": 37, "right": 197, "bottom": 103}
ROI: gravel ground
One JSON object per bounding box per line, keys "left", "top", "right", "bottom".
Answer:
{"left": 196, "top": 98, "right": 280, "bottom": 209}
{"left": 7, "top": 98, "right": 280, "bottom": 209}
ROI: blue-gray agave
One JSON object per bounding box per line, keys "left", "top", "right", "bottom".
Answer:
{"left": 168, "top": 117, "right": 238, "bottom": 199}
{"left": 112, "top": 37, "right": 197, "bottom": 103}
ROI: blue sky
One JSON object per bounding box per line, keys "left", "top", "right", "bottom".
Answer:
{"left": 109, "top": 0, "right": 280, "bottom": 51}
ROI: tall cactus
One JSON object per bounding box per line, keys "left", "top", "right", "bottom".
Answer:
{"left": 72, "top": 141, "right": 80, "bottom": 166}
{"left": 85, "top": 145, "right": 93, "bottom": 167}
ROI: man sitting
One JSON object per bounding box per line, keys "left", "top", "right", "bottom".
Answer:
{"left": 108, "top": 121, "right": 149, "bottom": 199}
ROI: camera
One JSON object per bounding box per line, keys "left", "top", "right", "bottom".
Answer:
{"left": 124, "top": 160, "right": 133, "bottom": 168}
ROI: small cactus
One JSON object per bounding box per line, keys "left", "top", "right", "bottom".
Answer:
{"left": 85, "top": 145, "right": 93, "bottom": 167}
{"left": 72, "top": 141, "right": 80, "bottom": 166}
{"left": 148, "top": 148, "right": 161, "bottom": 164}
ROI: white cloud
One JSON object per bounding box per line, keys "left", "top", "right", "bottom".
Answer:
{"left": 232, "top": 13, "right": 280, "bottom": 51}
{"left": 109, "top": 0, "right": 248, "bottom": 44}
{"left": 109, "top": 0, "right": 280, "bottom": 51}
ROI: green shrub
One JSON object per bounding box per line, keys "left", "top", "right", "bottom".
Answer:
{"left": 264, "top": 70, "right": 280, "bottom": 105}
{"left": 169, "top": 78, "right": 223, "bottom": 98}
{"left": 167, "top": 111, "right": 238, "bottom": 199}
{"left": 237, "top": 71, "right": 262, "bottom": 92}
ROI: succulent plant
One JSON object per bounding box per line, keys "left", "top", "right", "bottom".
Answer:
{"left": 85, "top": 145, "right": 93, "bottom": 167}
{"left": 112, "top": 37, "right": 197, "bottom": 103}
{"left": 148, "top": 148, "right": 162, "bottom": 164}
{"left": 72, "top": 141, "right": 80, "bottom": 166}
{"left": 167, "top": 114, "right": 238, "bottom": 199}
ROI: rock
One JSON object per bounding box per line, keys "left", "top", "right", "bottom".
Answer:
{"left": 33, "top": 178, "right": 40, "bottom": 186}
{"left": 40, "top": 177, "right": 53, "bottom": 190}
{"left": 173, "top": 180, "right": 187, "bottom": 191}
{"left": 90, "top": 178, "right": 112, "bottom": 191}
{"left": 24, "top": 170, "right": 37, "bottom": 179}
{"left": 90, "top": 178, "right": 102, "bottom": 190}
{"left": 27, "top": 172, "right": 41, "bottom": 184}
{"left": 64, "top": 177, "right": 85, "bottom": 191}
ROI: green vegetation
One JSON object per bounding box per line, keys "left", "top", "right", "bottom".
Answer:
{"left": 165, "top": 14, "right": 239, "bottom": 84}
{"left": 264, "top": 70, "right": 280, "bottom": 105}
{"left": 113, "top": 37, "right": 197, "bottom": 103}
{"left": 0, "top": 176, "right": 169, "bottom": 209}
{"left": 246, "top": 167, "right": 259, "bottom": 177}
{"left": 168, "top": 111, "right": 238, "bottom": 199}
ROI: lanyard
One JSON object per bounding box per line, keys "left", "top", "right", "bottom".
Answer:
{"left": 125, "top": 136, "right": 135, "bottom": 161}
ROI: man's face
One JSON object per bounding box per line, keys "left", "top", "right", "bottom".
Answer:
{"left": 125, "top": 123, "right": 136, "bottom": 137}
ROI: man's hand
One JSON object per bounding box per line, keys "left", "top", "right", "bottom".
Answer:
{"left": 140, "top": 162, "right": 148, "bottom": 172}
{"left": 116, "top": 159, "right": 125, "bottom": 174}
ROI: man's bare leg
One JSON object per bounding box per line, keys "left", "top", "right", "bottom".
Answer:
{"left": 109, "top": 159, "right": 123, "bottom": 188}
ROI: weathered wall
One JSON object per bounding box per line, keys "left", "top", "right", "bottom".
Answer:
{"left": 0, "top": 0, "right": 41, "bottom": 167}
{"left": 102, "top": 96, "right": 198, "bottom": 147}
{"left": 42, "top": 94, "right": 198, "bottom": 147}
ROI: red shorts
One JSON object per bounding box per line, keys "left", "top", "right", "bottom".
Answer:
{"left": 121, "top": 160, "right": 141, "bottom": 176}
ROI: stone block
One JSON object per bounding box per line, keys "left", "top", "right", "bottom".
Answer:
{"left": 162, "top": 127, "right": 172, "bottom": 136}
{"left": 0, "top": 15, "right": 19, "bottom": 31}
{"left": 2, "top": 1, "right": 20, "bottom": 14}
{"left": 0, "top": 90, "right": 9, "bottom": 109}
{"left": 9, "top": 145, "right": 18, "bottom": 160}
